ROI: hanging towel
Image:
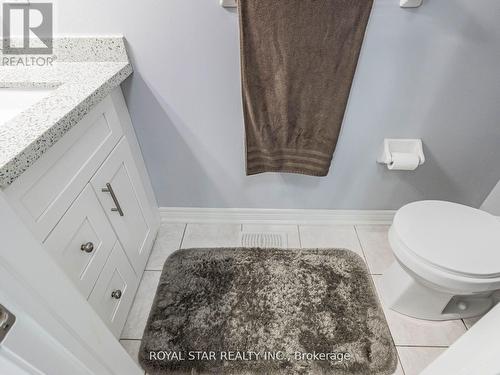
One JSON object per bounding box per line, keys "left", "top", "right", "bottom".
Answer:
{"left": 239, "top": 0, "right": 373, "bottom": 176}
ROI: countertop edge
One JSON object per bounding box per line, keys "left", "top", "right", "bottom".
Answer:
{"left": 0, "top": 63, "right": 133, "bottom": 188}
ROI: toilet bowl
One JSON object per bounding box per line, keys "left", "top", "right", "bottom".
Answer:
{"left": 381, "top": 200, "right": 500, "bottom": 320}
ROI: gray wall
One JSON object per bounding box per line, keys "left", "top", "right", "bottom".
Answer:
{"left": 53, "top": 0, "right": 500, "bottom": 209}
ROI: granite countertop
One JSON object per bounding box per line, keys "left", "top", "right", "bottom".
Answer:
{"left": 0, "top": 37, "right": 133, "bottom": 187}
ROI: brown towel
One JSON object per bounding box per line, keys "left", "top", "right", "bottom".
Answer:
{"left": 239, "top": 0, "right": 373, "bottom": 176}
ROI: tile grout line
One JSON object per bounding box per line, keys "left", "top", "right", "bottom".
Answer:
{"left": 396, "top": 344, "right": 450, "bottom": 348}
{"left": 179, "top": 223, "right": 188, "bottom": 249}
{"left": 353, "top": 225, "right": 369, "bottom": 266}
{"left": 398, "top": 356, "right": 407, "bottom": 375}
{"left": 460, "top": 319, "right": 469, "bottom": 330}
{"left": 297, "top": 225, "right": 302, "bottom": 248}
{"left": 144, "top": 225, "right": 161, "bottom": 272}
{"left": 120, "top": 337, "right": 143, "bottom": 341}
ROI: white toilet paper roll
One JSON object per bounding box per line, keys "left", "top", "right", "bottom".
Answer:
{"left": 388, "top": 152, "right": 420, "bottom": 170}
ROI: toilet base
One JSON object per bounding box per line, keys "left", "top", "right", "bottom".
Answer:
{"left": 381, "top": 261, "right": 495, "bottom": 320}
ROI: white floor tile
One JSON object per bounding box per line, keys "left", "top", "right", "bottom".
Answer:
{"left": 120, "top": 339, "right": 144, "bottom": 373}
{"left": 372, "top": 276, "right": 466, "bottom": 346}
{"left": 397, "top": 346, "right": 447, "bottom": 375}
{"left": 242, "top": 224, "right": 300, "bottom": 248}
{"left": 181, "top": 223, "right": 241, "bottom": 248}
{"left": 463, "top": 315, "right": 483, "bottom": 329}
{"left": 121, "top": 271, "right": 161, "bottom": 340}
{"left": 299, "top": 225, "right": 364, "bottom": 258}
{"left": 146, "top": 223, "right": 185, "bottom": 271}
{"left": 356, "top": 225, "right": 395, "bottom": 274}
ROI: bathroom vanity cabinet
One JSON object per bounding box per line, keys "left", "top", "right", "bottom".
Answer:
{"left": 2, "top": 88, "right": 160, "bottom": 337}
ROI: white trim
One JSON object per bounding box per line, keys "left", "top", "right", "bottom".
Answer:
{"left": 160, "top": 207, "right": 396, "bottom": 225}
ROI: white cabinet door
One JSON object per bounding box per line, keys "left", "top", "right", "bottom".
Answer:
{"left": 91, "top": 138, "right": 157, "bottom": 275}
{"left": 88, "top": 242, "right": 139, "bottom": 338}
{"left": 43, "top": 185, "right": 116, "bottom": 298}
{"left": 4, "top": 96, "right": 123, "bottom": 242}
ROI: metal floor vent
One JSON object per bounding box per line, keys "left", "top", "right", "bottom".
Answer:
{"left": 240, "top": 232, "right": 288, "bottom": 249}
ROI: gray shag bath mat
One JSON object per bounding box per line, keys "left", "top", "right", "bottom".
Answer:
{"left": 139, "top": 248, "right": 397, "bottom": 375}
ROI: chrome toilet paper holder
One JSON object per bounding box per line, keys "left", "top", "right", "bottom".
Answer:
{"left": 377, "top": 139, "right": 425, "bottom": 170}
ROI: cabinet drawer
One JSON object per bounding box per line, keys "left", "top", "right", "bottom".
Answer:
{"left": 43, "top": 185, "right": 116, "bottom": 299}
{"left": 91, "top": 138, "right": 157, "bottom": 276}
{"left": 88, "top": 242, "right": 139, "bottom": 338}
{"left": 4, "top": 96, "right": 123, "bottom": 241}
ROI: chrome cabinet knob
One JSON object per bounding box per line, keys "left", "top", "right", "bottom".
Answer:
{"left": 80, "top": 242, "right": 94, "bottom": 253}
{"left": 111, "top": 290, "right": 122, "bottom": 300}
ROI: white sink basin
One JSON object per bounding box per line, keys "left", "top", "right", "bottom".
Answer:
{"left": 0, "top": 88, "right": 55, "bottom": 126}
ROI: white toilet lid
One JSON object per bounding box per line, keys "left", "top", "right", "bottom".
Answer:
{"left": 393, "top": 200, "right": 500, "bottom": 278}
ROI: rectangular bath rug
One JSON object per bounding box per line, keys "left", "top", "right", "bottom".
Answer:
{"left": 139, "top": 248, "right": 397, "bottom": 375}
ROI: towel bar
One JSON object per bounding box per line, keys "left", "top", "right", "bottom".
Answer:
{"left": 221, "top": 0, "right": 422, "bottom": 8}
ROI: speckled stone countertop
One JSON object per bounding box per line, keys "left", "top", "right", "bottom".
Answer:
{"left": 0, "top": 37, "right": 133, "bottom": 187}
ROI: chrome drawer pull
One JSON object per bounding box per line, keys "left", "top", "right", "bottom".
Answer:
{"left": 101, "top": 183, "right": 124, "bottom": 216}
{"left": 80, "top": 242, "right": 94, "bottom": 253}
{"left": 111, "top": 290, "right": 122, "bottom": 300}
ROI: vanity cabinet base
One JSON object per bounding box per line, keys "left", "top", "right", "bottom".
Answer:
{"left": 2, "top": 87, "right": 160, "bottom": 338}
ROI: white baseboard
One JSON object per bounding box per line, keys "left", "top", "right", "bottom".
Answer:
{"left": 159, "top": 207, "right": 396, "bottom": 225}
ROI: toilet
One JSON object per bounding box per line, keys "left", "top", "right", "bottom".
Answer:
{"left": 381, "top": 200, "right": 500, "bottom": 320}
